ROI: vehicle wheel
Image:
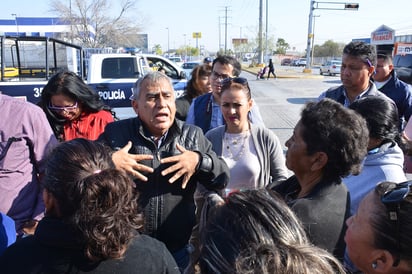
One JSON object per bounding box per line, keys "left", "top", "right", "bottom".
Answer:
{"left": 320, "top": 70, "right": 323, "bottom": 75}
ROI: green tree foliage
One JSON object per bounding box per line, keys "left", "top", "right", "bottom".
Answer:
{"left": 175, "top": 46, "right": 199, "bottom": 58}
{"left": 274, "top": 38, "right": 290, "bottom": 54}
{"left": 152, "top": 44, "right": 162, "bottom": 55}
{"left": 314, "top": 40, "right": 345, "bottom": 58}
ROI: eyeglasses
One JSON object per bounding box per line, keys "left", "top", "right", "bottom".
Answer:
{"left": 221, "top": 77, "right": 251, "bottom": 95}
{"left": 211, "top": 71, "right": 231, "bottom": 80}
{"left": 48, "top": 101, "right": 78, "bottom": 113}
{"left": 380, "top": 180, "right": 412, "bottom": 266}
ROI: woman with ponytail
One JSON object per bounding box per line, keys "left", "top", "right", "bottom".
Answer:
{"left": 0, "top": 139, "right": 179, "bottom": 273}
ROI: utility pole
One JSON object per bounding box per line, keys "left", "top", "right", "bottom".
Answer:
{"left": 218, "top": 16, "right": 222, "bottom": 52}
{"left": 311, "top": 15, "right": 320, "bottom": 67}
{"left": 218, "top": 6, "right": 230, "bottom": 54}
{"left": 166, "top": 27, "right": 170, "bottom": 56}
{"left": 183, "top": 34, "right": 187, "bottom": 61}
{"left": 69, "top": 0, "right": 73, "bottom": 43}
{"left": 224, "top": 6, "right": 228, "bottom": 54}
{"left": 304, "top": 0, "right": 315, "bottom": 73}
{"left": 258, "top": 0, "right": 263, "bottom": 64}
{"left": 265, "top": 0, "right": 269, "bottom": 59}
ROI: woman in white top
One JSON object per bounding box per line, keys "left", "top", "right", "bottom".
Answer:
{"left": 185, "top": 77, "right": 289, "bottom": 273}
{"left": 205, "top": 77, "right": 289, "bottom": 195}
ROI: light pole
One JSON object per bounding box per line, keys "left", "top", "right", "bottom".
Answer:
{"left": 166, "top": 27, "right": 170, "bottom": 56}
{"left": 69, "top": 0, "right": 73, "bottom": 43}
{"left": 11, "top": 13, "right": 19, "bottom": 36}
{"left": 311, "top": 15, "right": 320, "bottom": 67}
{"left": 265, "top": 0, "right": 268, "bottom": 60}
{"left": 304, "top": 1, "right": 315, "bottom": 72}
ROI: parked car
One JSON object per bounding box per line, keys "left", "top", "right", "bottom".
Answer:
{"left": 281, "top": 58, "right": 292, "bottom": 66}
{"left": 182, "top": 61, "right": 201, "bottom": 79}
{"left": 393, "top": 54, "right": 412, "bottom": 84}
{"left": 292, "top": 58, "right": 307, "bottom": 67}
{"left": 320, "top": 60, "right": 342, "bottom": 76}
{"left": 167, "top": 56, "right": 184, "bottom": 66}
{"left": 297, "top": 58, "right": 307, "bottom": 67}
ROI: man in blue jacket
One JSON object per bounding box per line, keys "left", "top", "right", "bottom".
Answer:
{"left": 186, "top": 55, "right": 264, "bottom": 133}
{"left": 374, "top": 53, "right": 412, "bottom": 130}
{"left": 318, "top": 41, "right": 391, "bottom": 107}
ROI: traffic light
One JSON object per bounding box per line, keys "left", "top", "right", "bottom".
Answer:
{"left": 344, "top": 3, "right": 359, "bottom": 10}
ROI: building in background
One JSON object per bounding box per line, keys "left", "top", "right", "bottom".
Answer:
{"left": 0, "top": 17, "right": 95, "bottom": 42}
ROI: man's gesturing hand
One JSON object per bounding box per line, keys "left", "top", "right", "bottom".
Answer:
{"left": 112, "top": 141, "right": 154, "bottom": 181}
{"left": 160, "top": 144, "right": 200, "bottom": 189}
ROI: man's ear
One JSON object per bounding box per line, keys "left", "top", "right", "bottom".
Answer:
{"left": 131, "top": 100, "right": 139, "bottom": 115}
{"left": 368, "top": 66, "right": 376, "bottom": 77}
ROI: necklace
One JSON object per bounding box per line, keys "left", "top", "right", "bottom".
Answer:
{"left": 224, "top": 131, "right": 249, "bottom": 161}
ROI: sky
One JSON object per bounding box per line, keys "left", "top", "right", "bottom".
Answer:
{"left": 2, "top": 0, "right": 412, "bottom": 53}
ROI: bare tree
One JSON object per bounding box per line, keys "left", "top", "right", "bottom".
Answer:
{"left": 49, "top": 0, "right": 141, "bottom": 48}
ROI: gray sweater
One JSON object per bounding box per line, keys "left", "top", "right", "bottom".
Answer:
{"left": 205, "top": 123, "right": 289, "bottom": 188}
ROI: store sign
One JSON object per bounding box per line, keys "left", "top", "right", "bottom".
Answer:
{"left": 371, "top": 25, "right": 395, "bottom": 45}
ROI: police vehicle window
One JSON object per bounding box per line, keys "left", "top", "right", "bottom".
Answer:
{"left": 101, "top": 58, "right": 139, "bottom": 79}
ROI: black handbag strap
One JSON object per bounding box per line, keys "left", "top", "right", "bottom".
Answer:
{"left": 0, "top": 137, "right": 39, "bottom": 174}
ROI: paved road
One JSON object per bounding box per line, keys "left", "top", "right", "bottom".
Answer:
{"left": 240, "top": 71, "right": 341, "bottom": 150}
{"left": 115, "top": 70, "right": 342, "bottom": 151}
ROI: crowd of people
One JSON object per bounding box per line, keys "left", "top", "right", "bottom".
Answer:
{"left": 1, "top": 40, "right": 412, "bottom": 274}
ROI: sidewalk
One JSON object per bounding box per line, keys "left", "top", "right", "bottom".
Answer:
{"left": 242, "top": 66, "right": 323, "bottom": 79}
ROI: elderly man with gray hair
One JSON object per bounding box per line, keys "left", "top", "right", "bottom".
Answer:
{"left": 97, "top": 71, "right": 229, "bottom": 272}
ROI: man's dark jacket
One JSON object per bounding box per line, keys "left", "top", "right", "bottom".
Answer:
{"left": 98, "top": 118, "right": 229, "bottom": 252}
{"left": 323, "top": 81, "right": 386, "bottom": 105}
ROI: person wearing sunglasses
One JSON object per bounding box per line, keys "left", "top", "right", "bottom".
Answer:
{"left": 184, "top": 56, "right": 265, "bottom": 273}
{"left": 268, "top": 98, "right": 369, "bottom": 260}
{"left": 185, "top": 55, "right": 264, "bottom": 133}
{"left": 345, "top": 180, "right": 412, "bottom": 273}
{"left": 205, "top": 77, "right": 288, "bottom": 195}
{"left": 185, "top": 76, "right": 286, "bottom": 273}
{"left": 39, "top": 71, "right": 115, "bottom": 142}
{"left": 318, "top": 41, "right": 390, "bottom": 107}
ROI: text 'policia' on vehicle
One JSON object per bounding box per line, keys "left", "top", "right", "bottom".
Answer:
{"left": 0, "top": 35, "right": 187, "bottom": 108}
